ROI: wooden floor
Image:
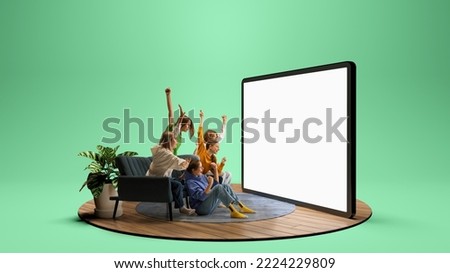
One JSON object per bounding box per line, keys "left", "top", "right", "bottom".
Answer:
{"left": 78, "top": 185, "right": 372, "bottom": 241}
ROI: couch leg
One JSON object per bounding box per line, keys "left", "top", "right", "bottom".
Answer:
{"left": 185, "top": 196, "right": 190, "bottom": 208}
{"left": 111, "top": 197, "right": 119, "bottom": 219}
{"left": 168, "top": 203, "right": 173, "bottom": 221}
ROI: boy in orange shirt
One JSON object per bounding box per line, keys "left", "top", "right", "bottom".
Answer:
{"left": 196, "top": 110, "right": 232, "bottom": 184}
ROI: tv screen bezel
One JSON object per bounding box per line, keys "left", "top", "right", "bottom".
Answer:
{"left": 241, "top": 61, "right": 356, "bottom": 218}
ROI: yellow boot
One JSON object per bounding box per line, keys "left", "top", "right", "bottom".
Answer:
{"left": 238, "top": 201, "right": 255, "bottom": 213}
{"left": 229, "top": 204, "right": 248, "bottom": 219}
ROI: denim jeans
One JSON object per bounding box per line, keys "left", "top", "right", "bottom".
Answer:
{"left": 194, "top": 184, "right": 239, "bottom": 215}
{"left": 170, "top": 178, "right": 185, "bottom": 209}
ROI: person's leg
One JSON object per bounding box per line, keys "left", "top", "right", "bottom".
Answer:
{"left": 170, "top": 178, "right": 195, "bottom": 215}
{"left": 220, "top": 171, "right": 232, "bottom": 185}
{"left": 169, "top": 179, "right": 184, "bottom": 209}
{"left": 194, "top": 195, "right": 221, "bottom": 215}
{"left": 216, "top": 173, "right": 232, "bottom": 208}
{"left": 219, "top": 185, "right": 247, "bottom": 218}
{"left": 195, "top": 185, "right": 248, "bottom": 218}
{"left": 171, "top": 170, "right": 191, "bottom": 208}
{"left": 221, "top": 184, "right": 239, "bottom": 201}
{"left": 221, "top": 184, "right": 255, "bottom": 214}
{"left": 194, "top": 185, "right": 234, "bottom": 215}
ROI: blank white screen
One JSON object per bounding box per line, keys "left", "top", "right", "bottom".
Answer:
{"left": 242, "top": 66, "right": 349, "bottom": 213}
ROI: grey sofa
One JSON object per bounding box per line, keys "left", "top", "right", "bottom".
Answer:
{"left": 111, "top": 155, "right": 197, "bottom": 221}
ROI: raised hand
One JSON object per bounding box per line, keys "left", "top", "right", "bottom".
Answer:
{"left": 178, "top": 104, "right": 185, "bottom": 117}
{"left": 222, "top": 115, "right": 227, "bottom": 124}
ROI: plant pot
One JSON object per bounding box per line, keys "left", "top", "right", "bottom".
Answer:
{"left": 94, "top": 183, "right": 123, "bottom": 218}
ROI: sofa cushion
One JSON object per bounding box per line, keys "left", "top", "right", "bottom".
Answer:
{"left": 116, "top": 156, "right": 152, "bottom": 176}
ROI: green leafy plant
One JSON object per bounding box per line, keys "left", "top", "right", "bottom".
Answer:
{"left": 78, "top": 145, "right": 138, "bottom": 198}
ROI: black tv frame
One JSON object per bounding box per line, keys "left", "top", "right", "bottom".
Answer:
{"left": 241, "top": 61, "right": 356, "bottom": 218}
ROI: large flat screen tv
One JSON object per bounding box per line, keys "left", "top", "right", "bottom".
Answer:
{"left": 241, "top": 61, "right": 356, "bottom": 218}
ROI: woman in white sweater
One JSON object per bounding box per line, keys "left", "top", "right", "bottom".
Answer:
{"left": 146, "top": 131, "right": 195, "bottom": 215}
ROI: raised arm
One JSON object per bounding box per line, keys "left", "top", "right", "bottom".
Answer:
{"left": 165, "top": 87, "right": 174, "bottom": 125}
{"left": 172, "top": 104, "right": 186, "bottom": 138}
{"left": 197, "top": 110, "right": 205, "bottom": 144}
{"left": 173, "top": 104, "right": 185, "bottom": 129}
{"left": 199, "top": 110, "right": 204, "bottom": 128}
{"left": 217, "top": 115, "right": 227, "bottom": 142}
{"left": 177, "top": 104, "right": 185, "bottom": 121}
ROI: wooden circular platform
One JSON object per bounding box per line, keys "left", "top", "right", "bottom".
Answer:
{"left": 78, "top": 185, "right": 372, "bottom": 241}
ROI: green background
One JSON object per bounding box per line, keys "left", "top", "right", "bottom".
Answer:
{"left": 1, "top": 0, "right": 449, "bottom": 252}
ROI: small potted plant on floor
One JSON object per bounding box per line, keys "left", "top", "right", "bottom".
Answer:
{"left": 78, "top": 145, "right": 138, "bottom": 218}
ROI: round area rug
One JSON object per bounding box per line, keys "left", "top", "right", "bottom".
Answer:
{"left": 136, "top": 193, "right": 296, "bottom": 223}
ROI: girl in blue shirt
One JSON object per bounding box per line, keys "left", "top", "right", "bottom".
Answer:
{"left": 185, "top": 160, "right": 255, "bottom": 218}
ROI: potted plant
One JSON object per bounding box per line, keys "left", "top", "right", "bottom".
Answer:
{"left": 78, "top": 145, "right": 138, "bottom": 218}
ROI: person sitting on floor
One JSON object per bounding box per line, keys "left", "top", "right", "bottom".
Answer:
{"left": 184, "top": 159, "right": 255, "bottom": 218}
